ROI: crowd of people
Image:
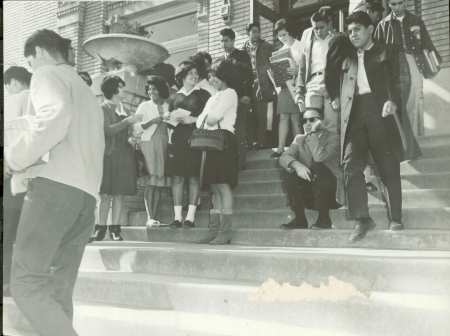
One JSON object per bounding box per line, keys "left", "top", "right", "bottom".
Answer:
{"left": 2, "top": 1, "right": 442, "bottom": 335}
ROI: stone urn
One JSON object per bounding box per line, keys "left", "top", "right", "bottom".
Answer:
{"left": 83, "top": 33, "right": 169, "bottom": 72}
{"left": 82, "top": 34, "right": 170, "bottom": 104}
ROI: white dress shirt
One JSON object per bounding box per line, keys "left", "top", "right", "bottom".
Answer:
{"left": 310, "top": 35, "right": 331, "bottom": 74}
{"left": 356, "top": 43, "right": 374, "bottom": 94}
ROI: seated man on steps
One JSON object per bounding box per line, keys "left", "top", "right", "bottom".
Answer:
{"left": 279, "top": 108, "right": 344, "bottom": 230}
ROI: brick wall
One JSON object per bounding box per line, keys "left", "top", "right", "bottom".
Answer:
{"left": 3, "top": 1, "right": 57, "bottom": 70}
{"left": 80, "top": 1, "right": 109, "bottom": 76}
{"left": 203, "top": 0, "right": 274, "bottom": 61}
{"left": 421, "top": 0, "right": 449, "bottom": 68}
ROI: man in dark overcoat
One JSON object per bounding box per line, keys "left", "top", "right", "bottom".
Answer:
{"left": 340, "top": 12, "right": 419, "bottom": 243}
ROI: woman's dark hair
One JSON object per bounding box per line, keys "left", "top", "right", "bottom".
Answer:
{"left": 24, "top": 29, "right": 68, "bottom": 60}
{"left": 195, "top": 51, "right": 213, "bottom": 65}
{"left": 77, "top": 71, "right": 92, "bottom": 87}
{"left": 145, "top": 75, "right": 170, "bottom": 100}
{"left": 208, "top": 59, "right": 239, "bottom": 91}
{"left": 345, "top": 11, "right": 373, "bottom": 28}
{"left": 4, "top": 66, "right": 32, "bottom": 86}
{"left": 188, "top": 55, "right": 209, "bottom": 80}
{"left": 146, "top": 62, "right": 177, "bottom": 88}
{"left": 175, "top": 61, "right": 198, "bottom": 86}
{"left": 245, "top": 22, "right": 261, "bottom": 32}
{"left": 101, "top": 75, "right": 126, "bottom": 100}
{"left": 274, "top": 19, "right": 295, "bottom": 36}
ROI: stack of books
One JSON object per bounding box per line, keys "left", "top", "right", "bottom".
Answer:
{"left": 268, "top": 48, "right": 295, "bottom": 88}
{"left": 423, "top": 49, "right": 441, "bottom": 77}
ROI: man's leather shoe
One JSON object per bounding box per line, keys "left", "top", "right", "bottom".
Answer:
{"left": 389, "top": 221, "right": 404, "bottom": 231}
{"left": 310, "top": 218, "right": 332, "bottom": 230}
{"left": 348, "top": 217, "right": 376, "bottom": 243}
{"left": 280, "top": 218, "right": 308, "bottom": 230}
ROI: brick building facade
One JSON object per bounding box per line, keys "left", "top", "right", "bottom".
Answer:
{"left": 4, "top": 0, "right": 449, "bottom": 135}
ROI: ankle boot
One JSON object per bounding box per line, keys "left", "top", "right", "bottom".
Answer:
{"left": 108, "top": 225, "right": 124, "bottom": 241}
{"left": 196, "top": 210, "right": 221, "bottom": 244}
{"left": 210, "top": 209, "right": 233, "bottom": 245}
{"left": 89, "top": 225, "right": 107, "bottom": 243}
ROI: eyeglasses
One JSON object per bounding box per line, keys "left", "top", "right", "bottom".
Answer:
{"left": 302, "top": 117, "right": 321, "bottom": 124}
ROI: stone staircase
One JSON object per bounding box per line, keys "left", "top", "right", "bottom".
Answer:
{"left": 3, "top": 135, "right": 450, "bottom": 336}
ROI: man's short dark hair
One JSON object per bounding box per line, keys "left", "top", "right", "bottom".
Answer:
{"left": 77, "top": 71, "right": 92, "bottom": 87}
{"left": 195, "top": 51, "right": 213, "bottom": 66}
{"left": 24, "top": 29, "right": 69, "bottom": 60}
{"left": 311, "top": 12, "right": 329, "bottom": 24}
{"left": 220, "top": 28, "right": 236, "bottom": 41}
{"left": 101, "top": 75, "right": 126, "bottom": 100}
{"left": 4, "top": 66, "right": 32, "bottom": 86}
{"left": 345, "top": 11, "right": 373, "bottom": 28}
{"left": 208, "top": 59, "right": 239, "bottom": 91}
{"left": 319, "top": 6, "right": 335, "bottom": 28}
{"left": 145, "top": 75, "right": 170, "bottom": 100}
{"left": 246, "top": 22, "right": 261, "bottom": 32}
{"left": 367, "top": 0, "right": 385, "bottom": 14}
{"left": 274, "top": 19, "right": 295, "bottom": 36}
{"left": 175, "top": 61, "right": 198, "bottom": 87}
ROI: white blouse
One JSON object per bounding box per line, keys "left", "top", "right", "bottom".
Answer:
{"left": 196, "top": 88, "right": 238, "bottom": 133}
{"left": 134, "top": 100, "right": 168, "bottom": 142}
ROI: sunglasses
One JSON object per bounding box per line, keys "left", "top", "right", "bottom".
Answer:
{"left": 302, "top": 117, "right": 321, "bottom": 124}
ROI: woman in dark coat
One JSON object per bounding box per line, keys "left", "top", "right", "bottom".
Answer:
{"left": 165, "top": 61, "right": 211, "bottom": 228}
{"left": 90, "top": 76, "right": 143, "bottom": 242}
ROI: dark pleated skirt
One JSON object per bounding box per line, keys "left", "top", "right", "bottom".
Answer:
{"left": 202, "top": 130, "right": 239, "bottom": 187}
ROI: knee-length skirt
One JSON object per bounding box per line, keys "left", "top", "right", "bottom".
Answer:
{"left": 202, "top": 130, "right": 239, "bottom": 187}
{"left": 277, "top": 86, "right": 300, "bottom": 115}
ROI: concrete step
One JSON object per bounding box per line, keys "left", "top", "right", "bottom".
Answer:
{"left": 246, "top": 144, "right": 450, "bottom": 162}
{"left": 129, "top": 207, "right": 450, "bottom": 231}
{"left": 246, "top": 157, "right": 450, "bottom": 173}
{"left": 121, "top": 227, "right": 450, "bottom": 250}
{"left": 3, "top": 298, "right": 355, "bottom": 336}
{"left": 80, "top": 243, "right": 450, "bottom": 295}
{"left": 416, "top": 134, "right": 450, "bottom": 147}
{"left": 234, "top": 173, "right": 450, "bottom": 194}
{"left": 240, "top": 157, "right": 450, "bottom": 182}
{"left": 69, "top": 272, "right": 450, "bottom": 336}
{"left": 140, "top": 189, "right": 450, "bottom": 213}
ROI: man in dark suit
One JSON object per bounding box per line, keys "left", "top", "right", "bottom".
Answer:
{"left": 243, "top": 22, "right": 276, "bottom": 150}
{"left": 341, "top": 12, "right": 418, "bottom": 243}
{"left": 220, "top": 28, "right": 253, "bottom": 170}
{"left": 278, "top": 108, "right": 344, "bottom": 230}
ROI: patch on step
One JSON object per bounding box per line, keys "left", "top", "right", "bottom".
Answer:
{"left": 248, "top": 276, "right": 361, "bottom": 302}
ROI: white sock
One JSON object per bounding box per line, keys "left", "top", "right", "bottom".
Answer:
{"left": 185, "top": 205, "right": 197, "bottom": 222}
{"left": 174, "top": 206, "right": 182, "bottom": 221}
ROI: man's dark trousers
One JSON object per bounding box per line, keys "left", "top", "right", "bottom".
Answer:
{"left": 343, "top": 94, "right": 402, "bottom": 221}
{"left": 11, "top": 177, "right": 96, "bottom": 336}
{"left": 284, "top": 163, "right": 341, "bottom": 217}
{"left": 235, "top": 100, "right": 250, "bottom": 170}
{"left": 247, "top": 78, "right": 269, "bottom": 146}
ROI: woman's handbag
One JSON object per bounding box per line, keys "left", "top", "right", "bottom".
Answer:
{"left": 189, "top": 117, "right": 227, "bottom": 152}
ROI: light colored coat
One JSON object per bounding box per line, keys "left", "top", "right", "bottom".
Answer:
{"left": 279, "top": 130, "right": 345, "bottom": 205}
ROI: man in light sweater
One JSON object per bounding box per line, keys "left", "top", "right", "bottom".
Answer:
{"left": 4, "top": 29, "right": 105, "bottom": 336}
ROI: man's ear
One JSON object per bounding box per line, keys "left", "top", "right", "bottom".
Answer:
{"left": 368, "top": 24, "right": 374, "bottom": 35}
{"left": 35, "top": 46, "right": 44, "bottom": 60}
